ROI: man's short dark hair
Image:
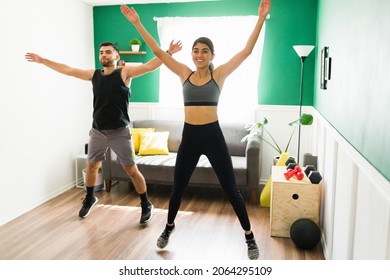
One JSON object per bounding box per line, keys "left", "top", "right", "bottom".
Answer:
{"left": 99, "top": 42, "right": 119, "bottom": 53}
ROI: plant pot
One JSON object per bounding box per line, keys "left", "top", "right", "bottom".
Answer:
{"left": 82, "top": 169, "right": 104, "bottom": 192}
{"left": 273, "top": 153, "right": 296, "bottom": 165}
{"left": 273, "top": 155, "right": 280, "bottom": 166}
{"left": 131, "top": 44, "right": 140, "bottom": 52}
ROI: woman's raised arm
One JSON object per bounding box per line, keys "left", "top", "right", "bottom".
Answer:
{"left": 120, "top": 5, "right": 189, "bottom": 80}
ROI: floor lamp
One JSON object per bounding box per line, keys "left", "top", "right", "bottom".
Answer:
{"left": 293, "top": 45, "right": 314, "bottom": 164}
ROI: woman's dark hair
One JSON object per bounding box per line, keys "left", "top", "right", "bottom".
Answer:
{"left": 192, "top": 37, "right": 215, "bottom": 72}
{"left": 192, "top": 37, "right": 214, "bottom": 54}
{"left": 99, "top": 42, "right": 119, "bottom": 54}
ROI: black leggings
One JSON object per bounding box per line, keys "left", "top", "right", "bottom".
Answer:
{"left": 167, "top": 121, "right": 251, "bottom": 231}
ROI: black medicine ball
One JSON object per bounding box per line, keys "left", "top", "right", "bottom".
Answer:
{"left": 290, "top": 218, "right": 321, "bottom": 250}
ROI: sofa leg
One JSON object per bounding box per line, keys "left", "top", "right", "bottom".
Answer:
{"left": 105, "top": 179, "right": 112, "bottom": 192}
{"left": 250, "top": 188, "right": 258, "bottom": 205}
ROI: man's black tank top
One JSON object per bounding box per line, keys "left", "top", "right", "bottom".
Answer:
{"left": 91, "top": 68, "right": 130, "bottom": 130}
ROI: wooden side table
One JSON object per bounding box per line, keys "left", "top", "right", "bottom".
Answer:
{"left": 270, "top": 166, "right": 321, "bottom": 238}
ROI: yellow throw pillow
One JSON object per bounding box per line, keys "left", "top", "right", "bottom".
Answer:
{"left": 138, "top": 131, "right": 170, "bottom": 156}
{"left": 131, "top": 128, "right": 155, "bottom": 153}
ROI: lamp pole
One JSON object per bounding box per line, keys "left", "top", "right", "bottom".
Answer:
{"left": 297, "top": 56, "right": 306, "bottom": 164}
{"left": 293, "top": 45, "right": 314, "bottom": 165}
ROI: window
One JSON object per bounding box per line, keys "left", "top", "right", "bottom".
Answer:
{"left": 156, "top": 16, "right": 265, "bottom": 123}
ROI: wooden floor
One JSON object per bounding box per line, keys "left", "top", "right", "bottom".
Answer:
{"left": 0, "top": 183, "right": 324, "bottom": 260}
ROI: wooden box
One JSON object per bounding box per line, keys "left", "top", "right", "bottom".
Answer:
{"left": 270, "top": 166, "right": 321, "bottom": 238}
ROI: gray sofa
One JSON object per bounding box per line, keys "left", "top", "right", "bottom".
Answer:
{"left": 102, "top": 120, "right": 262, "bottom": 202}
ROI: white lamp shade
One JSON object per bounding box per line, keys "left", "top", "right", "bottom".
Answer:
{"left": 293, "top": 45, "right": 315, "bottom": 58}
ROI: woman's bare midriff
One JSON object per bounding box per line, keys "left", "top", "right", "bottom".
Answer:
{"left": 184, "top": 106, "right": 218, "bottom": 125}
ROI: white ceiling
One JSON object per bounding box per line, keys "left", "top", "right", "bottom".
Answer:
{"left": 79, "top": 0, "right": 217, "bottom": 6}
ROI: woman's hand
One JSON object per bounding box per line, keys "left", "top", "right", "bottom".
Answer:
{"left": 120, "top": 5, "right": 140, "bottom": 25}
{"left": 168, "top": 40, "right": 183, "bottom": 55}
{"left": 259, "top": 0, "right": 271, "bottom": 19}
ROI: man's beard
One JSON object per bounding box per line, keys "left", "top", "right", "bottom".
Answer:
{"left": 100, "top": 59, "right": 114, "bottom": 67}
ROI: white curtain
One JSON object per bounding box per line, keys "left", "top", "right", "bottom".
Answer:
{"left": 156, "top": 16, "right": 265, "bottom": 123}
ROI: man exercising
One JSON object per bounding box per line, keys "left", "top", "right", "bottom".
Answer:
{"left": 25, "top": 40, "right": 182, "bottom": 222}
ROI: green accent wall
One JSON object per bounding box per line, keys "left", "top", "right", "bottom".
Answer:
{"left": 314, "top": 0, "right": 390, "bottom": 181}
{"left": 93, "top": 0, "right": 317, "bottom": 104}
{"left": 259, "top": 0, "right": 317, "bottom": 105}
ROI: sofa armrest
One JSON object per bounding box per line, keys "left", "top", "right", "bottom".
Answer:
{"left": 245, "top": 135, "right": 262, "bottom": 190}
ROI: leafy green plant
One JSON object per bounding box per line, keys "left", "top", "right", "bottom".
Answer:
{"left": 129, "top": 38, "right": 142, "bottom": 46}
{"left": 241, "top": 113, "right": 313, "bottom": 154}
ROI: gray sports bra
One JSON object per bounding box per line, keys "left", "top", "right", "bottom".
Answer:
{"left": 182, "top": 72, "right": 220, "bottom": 106}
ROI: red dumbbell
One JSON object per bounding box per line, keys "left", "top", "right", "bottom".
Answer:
{"left": 284, "top": 166, "right": 304, "bottom": 180}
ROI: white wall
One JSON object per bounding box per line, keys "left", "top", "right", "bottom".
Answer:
{"left": 313, "top": 111, "right": 390, "bottom": 260}
{"left": 0, "top": 0, "right": 94, "bottom": 225}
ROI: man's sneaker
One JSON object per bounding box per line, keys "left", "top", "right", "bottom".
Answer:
{"left": 246, "top": 239, "right": 259, "bottom": 260}
{"left": 79, "top": 195, "right": 98, "bottom": 218}
{"left": 157, "top": 225, "right": 175, "bottom": 249}
{"left": 140, "top": 201, "right": 154, "bottom": 224}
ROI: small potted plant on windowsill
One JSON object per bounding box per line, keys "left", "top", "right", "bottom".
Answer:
{"left": 130, "top": 38, "right": 142, "bottom": 52}
{"left": 241, "top": 113, "right": 314, "bottom": 163}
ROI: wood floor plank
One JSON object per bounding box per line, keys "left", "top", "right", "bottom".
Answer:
{"left": 0, "top": 182, "right": 325, "bottom": 260}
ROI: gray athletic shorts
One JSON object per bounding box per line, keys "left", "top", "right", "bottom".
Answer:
{"left": 88, "top": 126, "right": 135, "bottom": 165}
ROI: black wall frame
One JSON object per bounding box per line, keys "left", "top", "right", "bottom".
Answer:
{"left": 320, "top": 46, "right": 331, "bottom": 89}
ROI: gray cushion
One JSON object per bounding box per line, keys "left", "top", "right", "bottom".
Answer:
{"left": 134, "top": 153, "right": 247, "bottom": 186}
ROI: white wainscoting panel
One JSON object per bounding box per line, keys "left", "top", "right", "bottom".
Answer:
{"left": 319, "top": 125, "right": 338, "bottom": 260}
{"left": 332, "top": 148, "right": 358, "bottom": 259}
{"left": 353, "top": 169, "right": 390, "bottom": 259}
{"left": 313, "top": 111, "right": 390, "bottom": 260}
